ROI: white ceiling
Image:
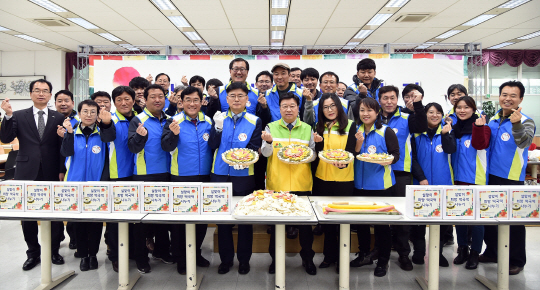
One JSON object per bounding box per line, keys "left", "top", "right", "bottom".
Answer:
{"left": 0, "top": 0, "right": 538, "bottom": 52}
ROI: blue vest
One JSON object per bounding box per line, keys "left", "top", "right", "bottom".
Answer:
{"left": 170, "top": 111, "right": 214, "bottom": 176}
{"left": 488, "top": 110, "right": 535, "bottom": 181}
{"left": 348, "top": 83, "right": 379, "bottom": 102}
{"left": 219, "top": 81, "right": 259, "bottom": 115}
{"left": 312, "top": 98, "right": 349, "bottom": 124}
{"left": 163, "top": 90, "right": 171, "bottom": 112}
{"left": 354, "top": 124, "right": 395, "bottom": 190}
{"left": 451, "top": 133, "right": 487, "bottom": 185}
{"left": 109, "top": 110, "right": 135, "bottom": 179}
{"left": 265, "top": 83, "right": 303, "bottom": 122}
{"left": 211, "top": 110, "right": 259, "bottom": 176}
{"left": 64, "top": 125, "right": 106, "bottom": 182}
{"left": 386, "top": 108, "right": 412, "bottom": 172}
{"left": 413, "top": 125, "right": 454, "bottom": 185}
{"left": 443, "top": 108, "right": 482, "bottom": 126}
{"left": 70, "top": 115, "right": 80, "bottom": 128}
{"left": 133, "top": 108, "right": 170, "bottom": 175}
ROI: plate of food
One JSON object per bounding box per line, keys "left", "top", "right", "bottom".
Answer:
{"left": 277, "top": 144, "right": 314, "bottom": 164}
{"left": 315, "top": 201, "right": 403, "bottom": 220}
{"left": 222, "top": 148, "right": 259, "bottom": 166}
{"left": 233, "top": 190, "right": 313, "bottom": 220}
{"left": 356, "top": 153, "right": 394, "bottom": 164}
{"left": 318, "top": 149, "right": 354, "bottom": 165}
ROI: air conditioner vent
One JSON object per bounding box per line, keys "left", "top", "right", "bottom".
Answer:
{"left": 394, "top": 14, "right": 432, "bottom": 23}
{"left": 32, "top": 18, "right": 71, "bottom": 27}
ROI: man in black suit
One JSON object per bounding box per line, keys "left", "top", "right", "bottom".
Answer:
{"left": 0, "top": 79, "right": 66, "bottom": 270}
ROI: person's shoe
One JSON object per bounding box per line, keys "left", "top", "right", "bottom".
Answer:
{"left": 74, "top": 250, "right": 82, "bottom": 258}
{"left": 69, "top": 241, "right": 77, "bottom": 250}
{"left": 465, "top": 250, "right": 479, "bottom": 270}
{"left": 439, "top": 254, "right": 449, "bottom": 267}
{"left": 411, "top": 254, "right": 425, "bottom": 265}
{"left": 136, "top": 260, "right": 151, "bottom": 274}
{"left": 479, "top": 254, "right": 497, "bottom": 263}
{"left": 350, "top": 252, "right": 373, "bottom": 268}
{"left": 146, "top": 238, "right": 155, "bottom": 253}
{"left": 269, "top": 261, "right": 275, "bottom": 274}
{"left": 302, "top": 259, "right": 317, "bottom": 275}
{"left": 312, "top": 224, "right": 323, "bottom": 236}
{"left": 370, "top": 248, "right": 379, "bottom": 261}
{"left": 509, "top": 265, "right": 524, "bottom": 275}
{"left": 152, "top": 253, "right": 175, "bottom": 264}
{"left": 238, "top": 262, "right": 250, "bottom": 274}
{"left": 286, "top": 226, "right": 299, "bottom": 239}
{"left": 218, "top": 261, "right": 233, "bottom": 274}
{"left": 89, "top": 256, "right": 98, "bottom": 270}
{"left": 196, "top": 255, "right": 210, "bottom": 267}
{"left": 51, "top": 254, "right": 64, "bottom": 265}
{"left": 319, "top": 259, "right": 336, "bottom": 268}
{"left": 112, "top": 261, "right": 119, "bottom": 273}
{"left": 177, "top": 263, "right": 186, "bottom": 275}
{"left": 374, "top": 259, "right": 389, "bottom": 277}
{"left": 22, "top": 257, "right": 40, "bottom": 271}
{"left": 398, "top": 255, "right": 413, "bottom": 271}
{"left": 80, "top": 257, "right": 90, "bottom": 271}
{"left": 454, "top": 245, "right": 469, "bottom": 265}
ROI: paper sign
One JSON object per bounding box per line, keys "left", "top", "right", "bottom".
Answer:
{"left": 510, "top": 189, "right": 540, "bottom": 219}
{"left": 112, "top": 184, "right": 140, "bottom": 213}
{"left": 171, "top": 183, "right": 200, "bottom": 214}
{"left": 201, "top": 183, "right": 232, "bottom": 214}
{"left": 478, "top": 189, "right": 508, "bottom": 219}
{"left": 444, "top": 188, "right": 474, "bottom": 218}
{"left": 25, "top": 183, "right": 51, "bottom": 211}
{"left": 0, "top": 182, "right": 24, "bottom": 211}
{"left": 412, "top": 189, "right": 441, "bottom": 218}
{"left": 82, "top": 184, "right": 110, "bottom": 212}
{"left": 142, "top": 185, "right": 170, "bottom": 213}
{"left": 53, "top": 184, "right": 80, "bottom": 212}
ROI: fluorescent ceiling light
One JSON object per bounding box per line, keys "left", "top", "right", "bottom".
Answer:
{"left": 498, "top": 0, "right": 530, "bottom": 8}
{"left": 416, "top": 45, "right": 431, "bottom": 49}
{"left": 426, "top": 41, "right": 438, "bottom": 44}
{"left": 354, "top": 30, "right": 373, "bottom": 39}
{"left": 271, "top": 15, "right": 287, "bottom": 26}
{"left": 489, "top": 42, "right": 514, "bottom": 49}
{"left": 272, "top": 0, "right": 289, "bottom": 8}
{"left": 385, "top": 0, "right": 410, "bottom": 7}
{"left": 195, "top": 43, "right": 210, "bottom": 50}
{"left": 435, "top": 30, "right": 462, "bottom": 39}
{"left": 120, "top": 44, "right": 139, "bottom": 51}
{"left": 345, "top": 42, "right": 359, "bottom": 46}
{"left": 14, "top": 34, "right": 44, "bottom": 43}
{"left": 67, "top": 18, "right": 98, "bottom": 29}
{"left": 0, "top": 26, "right": 9, "bottom": 31}
{"left": 168, "top": 16, "right": 190, "bottom": 27}
{"left": 151, "top": 0, "right": 175, "bottom": 10}
{"left": 271, "top": 42, "right": 283, "bottom": 46}
{"left": 462, "top": 15, "right": 496, "bottom": 26}
{"left": 518, "top": 31, "right": 540, "bottom": 39}
{"left": 184, "top": 32, "right": 201, "bottom": 41}
{"left": 271, "top": 31, "right": 284, "bottom": 39}
{"left": 29, "top": 0, "right": 67, "bottom": 12}
{"left": 367, "top": 14, "right": 393, "bottom": 25}
{"left": 98, "top": 33, "right": 121, "bottom": 41}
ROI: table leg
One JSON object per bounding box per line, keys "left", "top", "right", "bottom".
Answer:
{"left": 275, "top": 224, "right": 285, "bottom": 290}
{"left": 339, "top": 224, "right": 350, "bottom": 290}
{"left": 532, "top": 165, "right": 538, "bottom": 180}
{"left": 415, "top": 224, "right": 440, "bottom": 290}
{"left": 118, "top": 222, "right": 140, "bottom": 290}
{"left": 186, "top": 223, "right": 203, "bottom": 290}
{"left": 475, "top": 224, "right": 510, "bottom": 290}
{"left": 34, "top": 221, "right": 75, "bottom": 290}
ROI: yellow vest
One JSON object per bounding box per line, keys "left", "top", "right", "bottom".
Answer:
{"left": 315, "top": 120, "right": 354, "bottom": 182}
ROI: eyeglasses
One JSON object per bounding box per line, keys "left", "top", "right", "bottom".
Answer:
{"left": 231, "top": 67, "right": 247, "bottom": 73}
{"left": 323, "top": 104, "right": 337, "bottom": 111}
{"left": 257, "top": 80, "right": 272, "bottom": 84}
{"left": 32, "top": 89, "right": 50, "bottom": 94}
{"left": 227, "top": 94, "right": 247, "bottom": 100}
{"left": 183, "top": 99, "right": 200, "bottom": 104}
{"left": 80, "top": 110, "right": 97, "bottom": 116}
{"left": 280, "top": 105, "right": 297, "bottom": 110}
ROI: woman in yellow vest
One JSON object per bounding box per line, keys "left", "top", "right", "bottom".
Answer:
{"left": 312, "top": 93, "right": 358, "bottom": 272}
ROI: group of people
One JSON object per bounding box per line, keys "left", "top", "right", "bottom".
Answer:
{"left": 0, "top": 57, "right": 534, "bottom": 279}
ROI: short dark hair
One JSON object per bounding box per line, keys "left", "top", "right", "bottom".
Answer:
{"left": 54, "top": 90, "right": 73, "bottom": 102}
{"left": 358, "top": 97, "right": 382, "bottom": 129}
{"left": 499, "top": 80, "right": 525, "bottom": 98}
{"left": 226, "top": 82, "right": 249, "bottom": 94}
{"left": 256, "top": 70, "right": 273, "bottom": 83}
{"left": 446, "top": 84, "right": 467, "bottom": 98}
{"left": 206, "top": 78, "right": 223, "bottom": 90}
{"left": 379, "top": 85, "right": 400, "bottom": 98}
{"left": 112, "top": 86, "right": 135, "bottom": 102}
{"left": 453, "top": 96, "right": 477, "bottom": 113}
{"left": 357, "top": 58, "right": 376, "bottom": 71}
{"left": 180, "top": 86, "right": 203, "bottom": 101}
{"left": 402, "top": 84, "right": 424, "bottom": 98}
{"left": 316, "top": 93, "right": 347, "bottom": 135}
{"left": 144, "top": 84, "right": 166, "bottom": 100}
{"left": 229, "top": 58, "right": 249, "bottom": 71}
{"left": 90, "top": 91, "right": 111, "bottom": 101}
{"left": 300, "top": 67, "right": 319, "bottom": 81}
{"left": 320, "top": 71, "right": 339, "bottom": 83}
{"left": 338, "top": 82, "right": 347, "bottom": 88}
{"left": 290, "top": 67, "right": 302, "bottom": 73}
{"left": 29, "top": 79, "right": 52, "bottom": 92}
{"left": 189, "top": 75, "right": 206, "bottom": 88}
{"left": 424, "top": 102, "right": 444, "bottom": 115}
{"left": 155, "top": 73, "right": 170, "bottom": 82}
{"left": 129, "top": 76, "right": 149, "bottom": 90}
{"left": 77, "top": 99, "right": 100, "bottom": 113}
{"left": 279, "top": 92, "right": 300, "bottom": 106}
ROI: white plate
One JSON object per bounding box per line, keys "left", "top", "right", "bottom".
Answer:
{"left": 231, "top": 203, "right": 313, "bottom": 220}
{"left": 315, "top": 201, "right": 403, "bottom": 220}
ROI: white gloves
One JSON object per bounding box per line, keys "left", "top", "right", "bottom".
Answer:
{"left": 213, "top": 111, "right": 226, "bottom": 131}
{"left": 233, "top": 164, "right": 248, "bottom": 170}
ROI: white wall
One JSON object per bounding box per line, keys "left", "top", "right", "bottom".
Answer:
{"left": 0, "top": 50, "right": 66, "bottom": 113}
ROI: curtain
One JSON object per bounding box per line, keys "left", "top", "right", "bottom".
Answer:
{"left": 469, "top": 50, "right": 540, "bottom": 67}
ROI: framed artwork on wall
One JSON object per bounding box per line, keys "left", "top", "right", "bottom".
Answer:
{"left": 0, "top": 75, "right": 46, "bottom": 100}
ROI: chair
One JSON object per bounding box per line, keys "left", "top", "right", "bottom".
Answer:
{"left": 0, "top": 150, "right": 18, "bottom": 181}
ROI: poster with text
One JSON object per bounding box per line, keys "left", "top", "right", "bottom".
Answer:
{"left": 201, "top": 183, "right": 232, "bottom": 214}
{"left": 112, "top": 184, "right": 140, "bottom": 213}
{"left": 25, "top": 183, "right": 51, "bottom": 212}
{"left": 0, "top": 181, "right": 24, "bottom": 211}
{"left": 53, "top": 183, "right": 80, "bottom": 212}
{"left": 171, "top": 183, "right": 201, "bottom": 214}
{"left": 141, "top": 185, "right": 170, "bottom": 213}
{"left": 82, "top": 184, "right": 110, "bottom": 213}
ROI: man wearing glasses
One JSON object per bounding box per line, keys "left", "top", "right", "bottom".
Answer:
{"left": 255, "top": 70, "right": 273, "bottom": 92}
{"left": 303, "top": 71, "right": 349, "bottom": 126}
{"left": 1, "top": 79, "right": 66, "bottom": 270}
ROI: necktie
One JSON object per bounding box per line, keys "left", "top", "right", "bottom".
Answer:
{"left": 191, "top": 118, "right": 197, "bottom": 125}
{"left": 37, "top": 110, "right": 45, "bottom": 139}
{"left": 233, "top": 115, "right": 239, "bottom": 124}
{"left": 287, "top": 123, "right": 293, "bottom": 131}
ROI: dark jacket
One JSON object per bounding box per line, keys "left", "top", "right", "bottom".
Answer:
{"left": 346, "top": 75, "right": 383, "bottom": 121}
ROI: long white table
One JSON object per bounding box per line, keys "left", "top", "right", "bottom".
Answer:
{"left": 0, "top": 212, "right": 147, "bottom": 290}
{"left": 142, "top": 196, "right": 318, "bottom": 290}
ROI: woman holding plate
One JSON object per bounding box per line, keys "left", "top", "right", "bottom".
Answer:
{"left": 312, "top": 93, "right": 357, "bottom": 272}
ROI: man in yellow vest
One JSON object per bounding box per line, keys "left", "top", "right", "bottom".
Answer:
{"left": 261, "top": 92, "right": 317, "bottom": 275}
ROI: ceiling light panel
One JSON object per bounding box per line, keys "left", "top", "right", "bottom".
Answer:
{"left": 518, "top": 31, "right": 540, "bottom": 40}
{"left": 462, "top": 15, "right": 496, "bottom": 26}
{"left": 367, "top": 14, "right": 393, "bottom": 25}
{"left": 168, "top": 16, "right": 190, "bottom": 27}
{"left": 29, "top": 0, "right": 66, "bottom": 12}
{"left": 272, "top": 0, "right": 289, "bottom": 8}
{"left": 435, "top": 30, "right": 462, "bottom": 39}
{"left": 271, "top": 15, "right": 287, "bottom": 26}
{"left": 498, "top": 0, "right": 530, "bottom": 8}
{"left": 67, "top": 18, "right": 98, "bottom": 29}
{"left": 98, "top": 33, "right": 121, "bottom": 41}
{"left": 151, "top": 0, "right": 176, "bottom": 10}
{"left": 489, "top": 42, "right": 514, "bottom": 49}
{"left": 14, "top": 34, "right": 45, "bottom": 43}
{"left": 184, "top": 32, "right": 201, "bottom": 41}
{"left": 271, "top": 42, "right": 283, "bottom": 46}
{"left": 385, "top": 0, "right": 410, "bottom": 7}
{"left": 354, "top": 30, "right": 373, "bottom": 39}
{"left": 0, "top": 26, "right": 9, "bottom": 31}
{"left": 271, "top": 31, "right": 284, "bottom": 39}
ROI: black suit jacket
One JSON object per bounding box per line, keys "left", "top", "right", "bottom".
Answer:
{"left": 0, "top": 107, "right": 64, "bottom": 181}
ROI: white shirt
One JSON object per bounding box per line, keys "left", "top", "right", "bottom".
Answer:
{"left": 33, "top": 106, "right": 48, "bottom": 128}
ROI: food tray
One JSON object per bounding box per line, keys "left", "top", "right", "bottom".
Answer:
{"left": 222, "top": 148, "right": 259, "bottom": 166}
{"left": 232, "top": 203, "right": 313, "bottom": 220}
{"left": 318, "top": 150, "right": 354, "bottom": 165}
{"left": 314, "top": 201, "right": 403, "bottom": 220}
{"left": 277, "top": 145, "right": 314, "bottom": 165}
{"left": 356, "top": 155, "right": 394, "bottom": 164}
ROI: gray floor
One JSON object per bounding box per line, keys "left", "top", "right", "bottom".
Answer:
{"left": 0, "top": 220, "right": 538, "bottom": 290}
